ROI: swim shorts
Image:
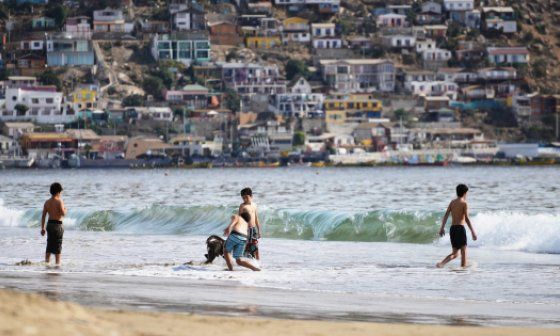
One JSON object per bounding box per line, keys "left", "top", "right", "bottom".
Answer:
{"left": 245, "top": 227, "right": 259, "bottom": 256}
{"left": 46, "top": 220, "right": 64, "bottom": 254}
{"left": 225, "top": 231, "right": 247, "bottom": 259}
{"left": 450, "top": 225, "right": 467, "bottom": 249}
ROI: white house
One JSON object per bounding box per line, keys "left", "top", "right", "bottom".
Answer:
{"left": 403, "top": 70, "right": 437, "bottom": 91}
{"left": 268, "top": 77, "right": 324, "bottom": 117}
{"left": 5, "top": 76, "right": 38, "bottom": 88}
{"left": 422, "top": 1, "right": 442, "bottom": 14}
{"left": 482, "top": 7, "right": 517, "bottom": 33}
{"left": 382, "top": 35, "right": 416, "bottom": 49}
{"left": 173, "top": 10, "right": 190, "bottom": 30}
{"left": 312, "top": 37, "right": 342, "bottom": 49}
{"left": 422, "top": 48, "right": 452, "bottom": 62}
{"left": 65, "top": 16, "right": 92, "bottom": 39}
{"left": 376, "top": 13, "right": 408, "bottom": 28}
{"left": 311, "top": 23, "right": 336, "bottom": 37}
{"left": 146, "top": 107, "right": 173, "bottom": 122}
{"left": 443, "top": 0, "right": 474, "bottom": 12}
{"left": 487, "top": 47, "right": 529, "bottom": 64}
{"left": 410, "top": 81, "right": 458, "bottom": 99}
{"left": 2, "top": 86, "right": 69, "bottom": 123}
{"left": 477, "top": 67, "right": 517, "bottom": 81}
{"left": 415, "top": 39, "right": 436, "bottom": 53}
{"left": 93, "top": 8, "right": 133, "bottom": 33}
{"left": 19, "top": 34, "right": 46, "bottom": 51}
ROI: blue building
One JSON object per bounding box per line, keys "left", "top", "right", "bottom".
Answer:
{"left": 46, "top": 33, "right": 95, "bottom": 66}
{"left": 17, "top": 0, "right": 49, "bottom": 4}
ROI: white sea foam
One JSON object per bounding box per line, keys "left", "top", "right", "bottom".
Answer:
{"left": 0, "top": 199, "right": 24, "bottom": 227}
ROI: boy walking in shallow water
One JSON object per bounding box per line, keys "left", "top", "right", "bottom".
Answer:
{"left": 437, "top": 184, "right": 477, "bottom": 268}
{"left": 223, "top": 212, "right": 260, "bottom": 271}
{"left": 239, "top": 188, "right": 261, "bottom": 260}
{"left": 41, "top": 183, "right": 67, "bottom": 266}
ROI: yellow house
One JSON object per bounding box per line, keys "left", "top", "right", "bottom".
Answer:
{"left": 245, "top": 36, "right": 282, "bottom": 49}
{"left": 70, "top": 85, "right": 98, "bottom": 112}
{"left": 283, "top": 17, "right": 309, "bottom": 30}
{"left": 324, "top": 94, "right": 383, "bottom": 124}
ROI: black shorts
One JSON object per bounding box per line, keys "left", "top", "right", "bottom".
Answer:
{"left": 46, "top": 220, "right": 64, "bottom": 254}
{"left": 449, "top": 225, "right": 467, "bottom": 249}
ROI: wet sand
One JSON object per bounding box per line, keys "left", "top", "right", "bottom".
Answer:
{"left": 1, "top": 289, "right": 558, "bottom": 336}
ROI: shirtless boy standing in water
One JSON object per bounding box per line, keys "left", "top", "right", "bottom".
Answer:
{"left": 437, "top": 184, "right": 477, "bottom": 268}
{"left": 41, "top": 183, "right": 67, "bottom": 266}
{"left": 223, "top": 212, "right": 260, "bottom": 271}
{"left": 239, "top": 188, "right": 261, "bottom": 260}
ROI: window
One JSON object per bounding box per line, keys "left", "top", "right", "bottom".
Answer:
{"left": 46, "top": 98, "right": 54, "bottom": 104}
{"left": 32, "top": 98, "right": 39, "bottom": 104}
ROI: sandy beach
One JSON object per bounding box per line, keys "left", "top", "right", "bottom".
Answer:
{"left": 1, "top": 289, "right": 558, "bottom": 336}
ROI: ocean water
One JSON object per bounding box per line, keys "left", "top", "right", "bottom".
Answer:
{"left": 0, "top": 167, "right": 559, "bottom": 325}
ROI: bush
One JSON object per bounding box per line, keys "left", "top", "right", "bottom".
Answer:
{"left": 142, "top": 76, "right": 164, "bottom": 99}
{"left": 532, "top": 58, "right": 548, "bottom": 78}
{"left": 285, "top": 59, "right": 309, "bottom": 81}
{"left": 293, "top": 131, "right": 305, "bottom": 147}
{"left": 122, "top": 94, "right": 144, "bottom": 106}
{"left": 38, "top": 69, "right": 62, "bottom": 90}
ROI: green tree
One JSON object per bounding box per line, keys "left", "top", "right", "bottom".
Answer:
{"left": 394, "top": 109, "right": 409, "bottom": 121}
{"left": 224, "top": 89, "right": 241, "bottom": 112}
{"left": 293, "top": 131, "right": 305, "bottom": 147}
{"left": 46, "top": 4, "right": 68, "bottom": 27}
{"left": 122, "top": 94, "right": 144, "bottom": 106}
{"left": 532, "top": 58, "right": 548, "bottom": 79}
{"left": 285, "top": 59, "right": 309, "bottom": 81}
{"left": 142, "top": 76, "right": 164, "bottom": 99}
{"left": 14, "top": 104, "right": 29, "bottom": 115}
{"left": 0, "top": 68, "right": 11, "bottom": 81}
{"left": 151, "top": 68, "right": 174, "bottom": 89}
{"left": 173, "top": 107, "right": 185, "bottom": 122}
{"left": 38, "top": 69, "right": 62, "bottom": 91}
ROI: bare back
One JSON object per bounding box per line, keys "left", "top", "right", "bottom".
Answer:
{"left": 231, "top": 215, "right": 249, "bottom": 234}
{"left": 448, "top": 198, "right": 467, "bottom": 226}
{"left": 44, "top": 197, "right": 65, "bottom": 221}
{"left": 239, "top": 202, "right": 257, "bottom": 227}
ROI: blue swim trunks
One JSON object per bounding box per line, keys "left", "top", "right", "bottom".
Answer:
{"left": 225, "top": 232, "right": 247, "bottom": 259}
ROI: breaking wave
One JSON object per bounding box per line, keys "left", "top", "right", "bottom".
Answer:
{"left": 2, "top": 200, "right": 559, "bottom": 254}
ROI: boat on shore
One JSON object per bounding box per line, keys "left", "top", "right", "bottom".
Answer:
{"left": 0, "top": 156, "right": 35, "bottom": 168}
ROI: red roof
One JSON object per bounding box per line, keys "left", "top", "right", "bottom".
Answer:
{"left": 487, "top": 47, "right": 529, "bottom": 55}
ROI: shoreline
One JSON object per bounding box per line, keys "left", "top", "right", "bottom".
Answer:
{"left": 1, "top": 270, "right": 559, "bottom": 328}
{"left": 1, "top": 160, "right": 559, "bottom": 170}
{"left": 1, "top": 289, "right": 558, "bottom": 336}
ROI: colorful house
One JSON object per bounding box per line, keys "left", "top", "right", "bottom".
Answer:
{"left": 324, "top": 93, "right": 383, "bottom": 124}
{"left": 93, "top": 8, "right": 127, "bottom": 33}
{"left": 245, "top": 36, "right": 282, "bottom": 49}
{"left": 208, "top": 21, "right": 240, "bottom": 46}
{"left": 282, "top": 17, "right": 310, "bottom": 43}
{"left": 32, "top": 17, "right": 56, "bottom": 29}
{"left": 69, "top": 84, "right": 98, "bottom": 112}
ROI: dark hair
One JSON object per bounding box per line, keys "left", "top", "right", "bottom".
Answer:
{"left": 50, "top": 182, "right": 63, "bottom": 196}
{"left": 240, "top": 212, "right": 251, "bottom": 223}
{"left": 240, "top": 188, "right": 253, "bottom": 197}
{"left": 456, "top": 184, "right": 469, "bottom": 197}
